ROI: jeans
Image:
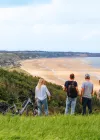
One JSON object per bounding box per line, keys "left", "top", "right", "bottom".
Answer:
{"left": 82, "top": 97, "right": 92, "bottom": 115}
{"left": 65, "top": 97, "right": 77, "bottom": 115}
{"left": 37, "top": 98, "right": 48, "bottom": 116}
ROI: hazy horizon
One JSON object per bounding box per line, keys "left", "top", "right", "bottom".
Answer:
{"left": 0, "top": 50, "right": 100, "bottom": 53}
{"left": 0, "top": 0, "right": 100, "bottom": 52}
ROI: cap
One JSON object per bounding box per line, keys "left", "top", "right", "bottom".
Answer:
{"left": 85, "top": 74, "right": 90, "bottom": 78}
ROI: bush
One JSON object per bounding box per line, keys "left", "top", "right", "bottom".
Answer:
{"left": 0, "top": 68, "right": 100, "bottom": 114}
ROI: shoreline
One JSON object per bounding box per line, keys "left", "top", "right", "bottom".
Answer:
{"left": 20, "top": 58, "right": 100, "bottom": 92}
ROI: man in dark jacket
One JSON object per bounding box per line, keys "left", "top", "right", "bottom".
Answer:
{"left": 64, "top": 73, "right": 79, "bottom": 114}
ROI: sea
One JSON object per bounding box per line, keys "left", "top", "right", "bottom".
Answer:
{"left": 83, "top": 57, "right": 100, "bottom": 69}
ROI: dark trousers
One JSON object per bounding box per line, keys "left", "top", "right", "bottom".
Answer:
{"left": 82, "top": 97, "right": 92, "bottom": 115}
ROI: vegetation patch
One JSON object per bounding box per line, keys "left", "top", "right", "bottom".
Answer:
{"left": 0, "top": 68, "right": 100, "bottom": 114}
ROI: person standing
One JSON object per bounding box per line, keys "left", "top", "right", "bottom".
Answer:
{"left": 81, "top": 74, "right": 93, "bottom": 115}
{"left": 64, "top": 73, "right": 78, "bottom": 115}
{"left": 35, "top": 78, "right": 51, "bottom": 116}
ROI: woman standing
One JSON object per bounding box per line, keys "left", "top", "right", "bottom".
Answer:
{"left": 35, "top": 78, "right": 51, "bottom": 116}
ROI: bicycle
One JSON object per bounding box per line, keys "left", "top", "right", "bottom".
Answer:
{"left": 0, "top": 90, "right": 38, "bottom": 116}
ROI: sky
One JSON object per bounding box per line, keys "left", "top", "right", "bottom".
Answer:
{"left": 0, "top": 0, "right": 100, "bottom": 52}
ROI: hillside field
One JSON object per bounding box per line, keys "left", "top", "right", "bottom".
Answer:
{"left": 0, "top": 115, "right": 100, "bottom": 140}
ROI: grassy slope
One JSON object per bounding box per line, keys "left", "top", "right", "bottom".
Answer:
{"left": 0, "top": 68, "right": 66, "bottom": 114}
{"left": 0, "top": 115, "right": 100, "bottom": 140}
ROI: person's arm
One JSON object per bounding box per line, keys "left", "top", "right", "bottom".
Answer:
{"left": 81, "top": 83, "right": 85, "bottom": 97}
{"left": 76, "top": 86, "right": 79, "bottom": 95}
{"left": 63, "top": 81, "right": 68, "bottom": 92}
{"left": 63, "top": 85, "right": 67, "bottom": 92}
{"left": 35, "top": 87, "right": 38, "bottom": 100}
{"left": 81, "top": 87, "right": 84, "bottom": 97}
{"left": 91, "top": 84, "right": 94, "bottom": 96}
{"left": 80, "top": 88, "right": 84, "bottom": 103}
{"left": 75, "top": 82, "right": 79, "bottom": 95}
{"left": 45, "top": 86, "right": 51, "bottom": 100}
{"left": 80, "top": 83, "right": 85, "bottom": 102}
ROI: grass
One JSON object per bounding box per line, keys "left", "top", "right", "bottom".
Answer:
{"left": 0, "top": 114, "right": 100, "bottom": 140}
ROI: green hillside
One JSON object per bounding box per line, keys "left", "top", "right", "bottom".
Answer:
{"left": 0, "top": 68, "right": 65, "bottom": 114}
{"left": 0, "top": 115, "right": 100, "bottom": 140}
{"left": 0, "top": 68, "right": 100, "bottom": 114}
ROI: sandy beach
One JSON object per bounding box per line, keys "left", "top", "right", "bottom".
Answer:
{"left": 20, "top": 58, "right": 100, "bottom": 92}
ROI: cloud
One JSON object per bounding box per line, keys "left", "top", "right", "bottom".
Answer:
{"left": 1, "top": 0, "right": 100, "bottom": 24}
{"left": 82, "top": 30, "right": 100, "bottom": 40}
{"left": 0, "top": 0, "right": 100, "bottom": 52}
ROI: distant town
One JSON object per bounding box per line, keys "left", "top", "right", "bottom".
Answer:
{"left": 0, "top": 51, "right": 100, "bottom": 67}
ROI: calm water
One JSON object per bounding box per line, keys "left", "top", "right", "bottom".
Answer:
{"left": 83, "top": 57, "right": 100, "bottom": 68}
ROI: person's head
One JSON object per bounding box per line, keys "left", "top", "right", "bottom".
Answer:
{"left": 85, "top": 74, "right": 90, "bottom": 80}
{"left": 70, "top": 73, "right": 75, "bottom": 80}
{"left": 37, "top": 78, "right": 44, "bottom": 89}
{"left": 43, "top": 80, "right": 46, "bottom": 85}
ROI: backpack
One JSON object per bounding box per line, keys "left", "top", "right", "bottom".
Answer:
{"left": 67, "top": 81, "right": 77, "bottom": 98}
